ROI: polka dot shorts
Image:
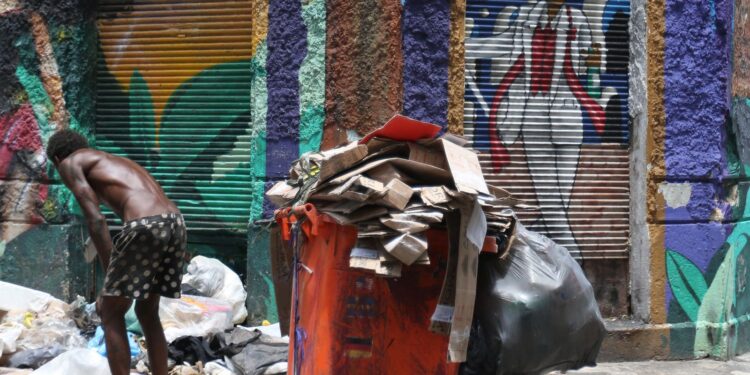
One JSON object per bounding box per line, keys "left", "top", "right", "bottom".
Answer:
{"left": 103, "top": 213, "right": 187, "bottom": 300}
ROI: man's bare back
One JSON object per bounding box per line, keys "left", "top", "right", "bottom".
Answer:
{"left": 58, "top": 149, "right": 178, "bottom": 221}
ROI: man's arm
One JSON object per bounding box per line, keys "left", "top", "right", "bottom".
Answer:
{"left": 59, "top": 160, "right": 113, "bottom": 270}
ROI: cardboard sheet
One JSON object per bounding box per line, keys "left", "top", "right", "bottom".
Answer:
{"left": 318, "top": 142, "right": 369, "bottom": 182}
{"left": 365, "top": 162, "right": 419, "bottom": 185}
{"left": 439, "top": 139, "right": 489, "bottom": 195}
{"left": 448, "top": 199, "right": 486, "bottom": 363}
{"left": 327, "top": 157, "right": 452, "bottom": 186}
{"left": 376, "top": 179, "right": 413, "bottom": 210}
{"left": 381, "top": 233, "right": 428, "bottom": 265}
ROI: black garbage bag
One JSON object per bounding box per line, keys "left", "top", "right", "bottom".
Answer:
{"left": 462, "top": 223, "right": 606, "bottom": 375}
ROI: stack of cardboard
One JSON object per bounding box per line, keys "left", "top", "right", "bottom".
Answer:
{"left": 266, "top": 115, "right": 524, "bottom": 362}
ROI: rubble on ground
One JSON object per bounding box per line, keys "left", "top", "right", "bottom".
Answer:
{"left": 0, "top": 254, "right": 286, "bottom": 375}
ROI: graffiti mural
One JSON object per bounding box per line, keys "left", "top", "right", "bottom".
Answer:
{"left": 95, "top": 1, "right": 256, "bottom": 233}
{"left": 0, "top": 0, "right": 96, "bottom": 297}
{"left": 464, "top": 0, "right": 630, "bottom": 256}
{"left": 0, "top": 1, "right": 95, "bottom": 254}
{"left": 464, "top": 0, "right": 630, "bottom": 315}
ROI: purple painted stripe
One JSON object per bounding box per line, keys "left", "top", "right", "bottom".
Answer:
{"left": 263, "top": 0, "right": 307, "bottom": 217}
{"left": 401, "top": 0, "right": 450, "bottom": 127}
{"left": 664, "top": 0, "right": 732, "bottom": 180}
{"left": 265, "top": 0, "right": 307, "bottom": 179}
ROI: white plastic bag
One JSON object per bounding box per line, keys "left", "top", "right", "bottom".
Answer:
{"left": 204, "top": 361, "right": 237, "bottom": 375}
{"left": 160, "top": 295, "right": 233, "bottom": 343}
{"left": 181, "top": 256, "right": 248, "bottom": 324}
{"left": 0, "top": 323, "right": 23, "bottom": 354}
{"left": 1, "top": 296, "right": 86, "bottom": 353}
{"left": 31, "top": 348, "right": 111, "bottom": 375}
{"left": 0, "top": 282, "right": 55, "bottom": 312}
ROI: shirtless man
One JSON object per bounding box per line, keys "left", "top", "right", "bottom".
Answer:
{"left": 46, "top": 130, "right": 185, "bottom": 375}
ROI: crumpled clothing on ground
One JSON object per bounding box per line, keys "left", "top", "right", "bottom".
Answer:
{"left": 166, "top": 328, "right": 287, "bottom": 375}
{"left": 168, "top": 336, "right": 218, "bottom": 365}
{"left": 228, "top": 334, "right": 288, "bottom": 375}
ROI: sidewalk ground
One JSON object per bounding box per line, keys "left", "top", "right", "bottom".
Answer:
{"left": 559, "top": 353, "right": 750, "bottom": 374}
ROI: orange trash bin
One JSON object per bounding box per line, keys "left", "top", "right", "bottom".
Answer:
{"left": 278, "top": 207, "right": 460, "bottom": 375}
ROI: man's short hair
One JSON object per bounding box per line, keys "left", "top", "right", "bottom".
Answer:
{"left": 46, "top": 130, "right": 89, "bottom": 163}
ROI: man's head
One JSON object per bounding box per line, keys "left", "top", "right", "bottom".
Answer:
{"left": 46, "top": 129, "right": 89, "bottom": 166}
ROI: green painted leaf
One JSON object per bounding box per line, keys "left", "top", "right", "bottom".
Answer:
{"left": 128, "top": 70, "right": 158, "bottom": 170}
{"left": 694, "top": 245, "right": 736, "bottom": 357}
{"left": 157, "top": 60, "right": 252, "bottom": 181}
{"left": 666, "top": 249, "right": 708, "bottom": 321}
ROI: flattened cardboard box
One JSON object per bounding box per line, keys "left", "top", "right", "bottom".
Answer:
{"left": 266, "top": 181, "right": 299, "bottom": 207}
{"left": 381, "top": 233, "right": 428, "bottom": 265}
{"left": 406, "top": 138, "right": 488, "bottom": 195}
{"left": 376, "top": 179, "right": 413, "bottom": 210}
{"left": 318, "top": 142, "right": 369, "bottom": 182}
{"left": 328, "top": 157, "right": 452, "bottom": 186}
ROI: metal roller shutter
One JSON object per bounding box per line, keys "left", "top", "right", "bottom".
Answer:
{"left": 95, "top": 0, "right": 254, "bottom": 232}
{"left": 464, "top": 1, "right": 630, "bottom": 315}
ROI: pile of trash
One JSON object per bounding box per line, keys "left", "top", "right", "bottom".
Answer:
{"left": 268, "top": 116, "right": 521, "bottom": 277}
{"left": 0, "top": 256, "right": 287, "bottom": 375}
{"left": 267, "top": 115, "right": 606, "bottom": 372}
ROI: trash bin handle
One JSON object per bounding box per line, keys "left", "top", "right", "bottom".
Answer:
{"left": 275, "top": 204, "right": 320, "bottom": 240}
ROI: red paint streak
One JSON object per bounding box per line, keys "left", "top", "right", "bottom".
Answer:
{"left": 0, "top": 104, "right": 49, "bottom": 223}
{"left": 530, "top": 24, "right": 556, "bottom": 95}
{"left": 563, "top": 8, "right": 605, "bottom": 134}
{"left": 488, "top": 56, "right": 525, "bottom": 173}
{"left": 0, "top": 105, "right": 44, "bottom": 179}
{"left": 1, "top": 105, "right": 43, "bottom": 152}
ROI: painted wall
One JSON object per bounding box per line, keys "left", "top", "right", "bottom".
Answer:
{"left": 644, "top": 0, "right": 750, "bottom": 359}
{"left": 463, "top": 0, "right": 632, "bottom": 316}
{"left": 0, "top": 0, "right": 96, "bottom": 299}
{"left": 247, "top": 0, "right": 466, "bottom": 323}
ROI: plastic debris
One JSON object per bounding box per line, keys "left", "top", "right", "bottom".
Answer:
{"left": 160, "top": 295, "right": 233, "bottom": 343}
{"left": 0, "top": 368, "right": 33, "bottom": 375}
{"left": 32, "top": 348, "right": 111, "bottom": 375}
{"left": 5, "top": 344, "right": 65, "bottom": 369}
{"left": 125, "top": 303, "right": 143, "bottom": 335}
{"left": 0, "top": 290, "right": 86, "bottom": 353}
{"left": 0, "top": 282, "right": 55, "bottom": 313}
{"left": 88, "top": 326, "right": 142, "bottom": 359}
{"left": 181, "top": 256, "right": 248, "bottom": 324}
{"left": 204, "top": 361, "right": 236, "bottom": 375}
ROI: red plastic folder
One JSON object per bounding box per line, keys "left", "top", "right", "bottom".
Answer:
{"left": 359, "top": 114, "right": 442, "bottom": 144}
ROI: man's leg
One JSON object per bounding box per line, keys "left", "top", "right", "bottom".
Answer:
{"left": 100, "top": 295, "right": 133, "bottom": 375}
{"left": 135, "top": 294, "right": 168, "bottom": 375}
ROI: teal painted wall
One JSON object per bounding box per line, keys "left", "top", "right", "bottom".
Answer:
{"left": 0, "top": 0, "right": 97, "bottom": 300}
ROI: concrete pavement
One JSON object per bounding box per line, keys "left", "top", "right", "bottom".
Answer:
{"left": 558, "top": 354, "right": 750, "bottom": 375}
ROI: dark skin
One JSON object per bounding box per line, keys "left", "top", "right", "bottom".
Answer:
{"left": 55, "top": 148, "right": 179, "bottom": 375}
